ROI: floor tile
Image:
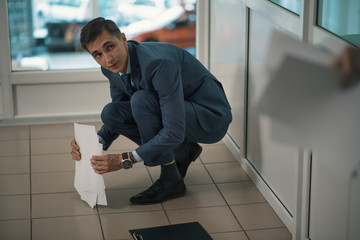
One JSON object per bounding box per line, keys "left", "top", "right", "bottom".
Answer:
{"left": 0, "top": 174, "right": 30, "bottom": 195}
{"left": 183, "top": 164, "right": 213, "bottom": 184}
{"left": 98, "top": 189, "right": 162, "bottom": 214}
{"left": 0, "top": 123, "right": 292, "bottom": 239}
{"left": 30, "top": 123, "right": 74, "bottom": 139}
{"left": 100, "top": 211, "right": 169, "bottom": 239}
{"left": 31, "top": 153, "right": 75, "bottom": 173}
{"left": 200, "top": 144, "right": 236, "bottom": 164}
{"left": 106, "top": 135, "right": 139, "bottom": 152}
{"left": 0, "top": 195, "right": 30, "bottom": 220}
{"left": 31, "top": 172, "right": 76, "bottom": 194}
{"left": 103, "top": 167, "right": 152, "bottom": 190}
{"left": 246, "top": 228, "right": 292, "bottom": 240}
{"left": 31, "top": 137, "right": 73, "bottom": 155}
{"left": 0, "top": 126, "right": 29, "bottom": 141}
{"left": 32, "top": 192, "right": 98, "bottom": 218}
{"left": 0, "top": 155, "right": 29, "bottom": 174}
{"left": 0, "top": 219, "right": 31, "bottom": 240}
{"left": 91, "top": 121, "right": 103, "bottom": 131}
{"left": 211, "top": 231, "right": 248, "bottom": 240}
{"left": 231, "top": 203, "right": 285, "bottom": 230}
{"left": 205, "top": 162, "right": 250, "bottom": 183}
{"left": 218, "top": 182, "right": 266, "bottom": 205}
{"left": 0, "top": 140, "right": 29, "bottom": 157}
{"left": 162, "top": 184, "right": 227, "bottom": 210}
{"left": 32, "top": 215, "right": 103, "bottom": 240}
{"left": 167, "top": 206, "right": 242, "bottom": 234}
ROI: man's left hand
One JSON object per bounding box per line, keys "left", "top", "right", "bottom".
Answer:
{"left": 90, "top": 154, "right": 122, "bottom": 174}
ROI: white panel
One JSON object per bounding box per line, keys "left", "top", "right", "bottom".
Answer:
{"left": 349, "top": 163, "right": 360, "bottom": 240}
{"left": 14, "top": 82, "right": 111, "bottom": 117}
{"left": 210, "top": 0, "right": 246, "bottom": 149}
{"left": 309, "top": 13, "right": 359, "bottom": 240}
{"left": 247, "top": 10, "right": 300, "bottom": 216}
{"left": 309, "top": 154, "right": 359, "bottom": 240}
{"left": 0, "top": 84, "right": 3, "bottom": 118}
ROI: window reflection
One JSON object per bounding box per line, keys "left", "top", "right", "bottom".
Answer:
{"left": 317, "top": 0, "right": 360, "bottom": 47}
{"left": 8, "top": 0, "right": 196, "bottom": 72}
{"left": 269, "top": 0, "right": 300, "bottom": 15}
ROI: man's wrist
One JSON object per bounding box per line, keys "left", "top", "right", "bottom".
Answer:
{"left": 121, "top": 152, "right": 133, "bottom": 169}
{"left": 129, "top": 152, "right": 137, "bottom": 163}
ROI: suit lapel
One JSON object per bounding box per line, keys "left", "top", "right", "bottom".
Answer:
{"left": 128, "top": 42, "right": 141, "bottom": 91}
{"left": 108, "top": 71, "right": 133, "bottom": 96}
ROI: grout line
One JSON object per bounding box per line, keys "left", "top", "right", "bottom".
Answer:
{"left": 147, "top": 166, "right": 172, "bottom": 225}
{"left": 29, "top": 126, "right": 33, "bottom": 240}
{"left": 245, "top": 226, "right": 290, "bottom": 232}
{"left": 201, "top": 161, "right": 250, "bottom": 240}
{"left": 30, "top": 213, "right": 100, "bottom": 221}
{"left": 96, "top": 205, "right": 106, "bottom": 240}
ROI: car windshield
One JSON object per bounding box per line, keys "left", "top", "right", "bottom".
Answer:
{"left": 48, "top": 0, "right": 82, "bottom": 8}
{"left": 134, "top": 0, "right": 156, "bottom": 7}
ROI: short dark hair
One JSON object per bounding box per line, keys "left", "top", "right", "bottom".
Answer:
{"left": 80, "top": 17, "right": 122, "bottom": 52}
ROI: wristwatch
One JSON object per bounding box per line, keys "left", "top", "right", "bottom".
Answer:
{"left": 121, "top": 152, "right": 133, "bottom": 169}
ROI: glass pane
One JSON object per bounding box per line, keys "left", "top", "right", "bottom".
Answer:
{"left": 317, "top": 0, "right": 360, "bottom": 47}
{"left": 269, "top": 0, "right": 300, "bottom": 15}
{"left": 8, "top": 0, "right": 196, "bottom": 72}
{"left": 210, "top": 0, "right": 246, "bottom": 149}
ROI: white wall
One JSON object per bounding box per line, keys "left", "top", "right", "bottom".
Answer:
{"left": 0, "top": 84, "right": 3, "bottom": 118}
{"left": 13, "top": 82, "right": 110, "bottom": 117}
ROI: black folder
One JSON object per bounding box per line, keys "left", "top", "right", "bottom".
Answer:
{"left": 129, "top": 222, "right": 213, "bottom": 240}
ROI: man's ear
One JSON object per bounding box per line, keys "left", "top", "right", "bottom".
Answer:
{"left": 121, "top": 33, "right": 127, "bottom": 41}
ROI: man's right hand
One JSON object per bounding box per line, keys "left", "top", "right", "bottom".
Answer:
{"left": 70, "top": 138, "right": 81, "bottom": 160}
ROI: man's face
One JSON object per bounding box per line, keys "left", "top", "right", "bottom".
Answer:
{"left": 86, "top": 30, "right": 129, "bottom": 74}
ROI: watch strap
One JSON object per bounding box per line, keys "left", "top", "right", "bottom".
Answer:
{"left": 129, "top": 151, "right": 137, "bottom": 163}
{"left": 122, "top": 152, "right": 129, "bottom": 161}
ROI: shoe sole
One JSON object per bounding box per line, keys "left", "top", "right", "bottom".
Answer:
{"left": 130, "top": 190, "right": 186, "bottom": 205}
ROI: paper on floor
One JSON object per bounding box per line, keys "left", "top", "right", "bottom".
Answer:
{"left": 74, "top": 123, "right": 107, "bottom": 208}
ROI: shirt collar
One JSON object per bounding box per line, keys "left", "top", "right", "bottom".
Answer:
{"left": 120, "top": 55, "right": 131, "bottom": 76}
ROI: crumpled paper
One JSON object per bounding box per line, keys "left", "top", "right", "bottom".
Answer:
{"left": 74, "top": 123, "right": 107, "bottom": 208}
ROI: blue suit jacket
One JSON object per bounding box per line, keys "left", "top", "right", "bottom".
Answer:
{"left": 100, "top": 41, "right": 232, "bottom": 163}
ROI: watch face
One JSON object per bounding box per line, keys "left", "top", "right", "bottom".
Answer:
{"left": 122, "top": 159, "right": 133, "bottom": 169}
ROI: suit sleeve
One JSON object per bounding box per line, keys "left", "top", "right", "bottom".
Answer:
{"left": 135, "top": 59, "right": 186, "bottom": 164}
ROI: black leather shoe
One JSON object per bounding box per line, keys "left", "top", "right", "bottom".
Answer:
{"left": 130, "top": 178, "right": 186, "bottom": 204}
{"left": 175, "top": 143, "right": 202, "bottom": 178}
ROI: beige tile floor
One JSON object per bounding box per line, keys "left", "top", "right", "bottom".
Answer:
{"left": 0, "top": 123, "right": 292, "bottom": 240}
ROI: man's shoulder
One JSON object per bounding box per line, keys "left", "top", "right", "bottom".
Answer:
{"left": 128, "top": 40, "right": 181, "bottom": 53}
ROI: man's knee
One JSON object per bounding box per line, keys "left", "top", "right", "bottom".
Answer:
{"left": 131, "top": 90, "right": 159, "bottom": 118}
{"left": 100, "top": 102, "right": 129, "bottom": 131}
{"left": 101, "top": 103, "right": 115, "bottom": 125}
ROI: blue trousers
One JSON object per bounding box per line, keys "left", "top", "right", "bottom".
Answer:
{"left": 98, "top": 90, "right": 228, "bottom": 166}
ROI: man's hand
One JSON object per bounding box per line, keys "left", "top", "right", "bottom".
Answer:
{"left": 70, "top": 138, "right": 81, "bottom": 160}
{"left": 333, "top": 46, "right": 360, "bottom": 88}
{"left": 91, "top": 154, "right": 122, "bottom": 174}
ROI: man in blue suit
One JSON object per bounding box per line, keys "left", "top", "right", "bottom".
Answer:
{"left": 71, "top": 17, "right": 232, "bottom": 204}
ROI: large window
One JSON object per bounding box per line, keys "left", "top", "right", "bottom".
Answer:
{"left": 317, "top": 0, "right": 360, "bottom": 47}
{"left": 8, "top": 0, "right": 196, "bottom": 71}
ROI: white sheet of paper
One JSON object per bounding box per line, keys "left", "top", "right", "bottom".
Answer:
{"left": 264, "top": 30, "right": 334, "bottom": 73}
{"left": 74, "top": 123, "right": 107, "bottom": 208}
{"left": 258, "top": 54, "right": 360, "bottom": 181}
